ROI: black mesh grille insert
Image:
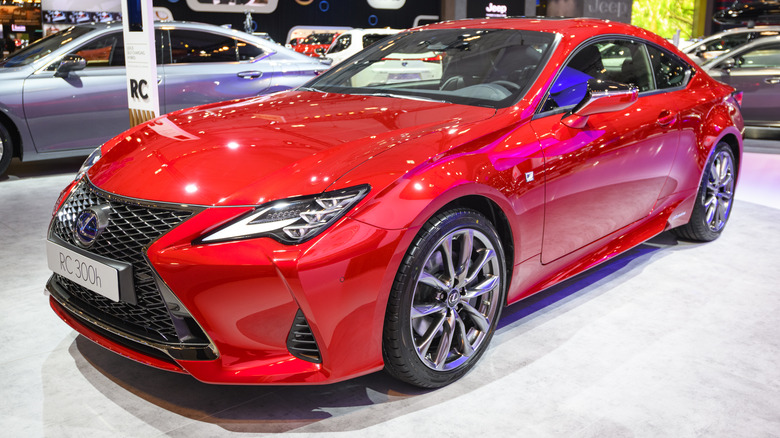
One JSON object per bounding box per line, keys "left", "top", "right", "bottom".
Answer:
{"left": 50, "top": 179, "right": 196, "bottom": 343}
{"left": 286, "top": 309, "right": 322, "bottom": 363}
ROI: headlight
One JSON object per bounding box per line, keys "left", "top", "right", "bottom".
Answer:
{"left": 75, "top": 147, "right": 102, "bottom": 181}
{"left": 200, "top": 184, "right": 370, "bottom": 244}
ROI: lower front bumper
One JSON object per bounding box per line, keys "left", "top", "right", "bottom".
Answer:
{"left": 47, "top": 276, "right": 329, "bottom": 384}
{"left": 47, "top": 213, "right": 411, "bottom": 385}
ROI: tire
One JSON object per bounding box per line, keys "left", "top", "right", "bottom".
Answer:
{"left": 0, "top": 124, "right": 12, "bottom": 177}
{"left": 672, "top": 141, "right": 736, "bottom": 242}
{"left": 383, "top": 208, "right": 507, "bottom": 388}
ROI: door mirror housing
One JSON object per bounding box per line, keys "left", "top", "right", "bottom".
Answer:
{"left": 562, "top": 79, "right": 639, "bottom": 129}
{"left": 54, "top": 55, "right": 86, "bottom": 78}
{"left": 719, "top": 58, "right": 736, "bottom": 70}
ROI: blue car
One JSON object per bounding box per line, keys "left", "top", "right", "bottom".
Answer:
{"left": 0, "top": 21, "right": 330, "bottom": 176}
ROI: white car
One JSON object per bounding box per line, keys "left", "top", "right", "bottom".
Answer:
{"left": 325, "top": 28, "right": 401, "bottom": 64}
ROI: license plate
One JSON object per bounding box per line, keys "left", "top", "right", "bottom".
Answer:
{"left": 388, "top": 72, "right": 422, "bottom": 82}
{"left": 46, "top": 240, "right": 120, "bottom": 302}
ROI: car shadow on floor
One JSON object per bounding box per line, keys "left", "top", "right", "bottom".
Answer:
{"left": 1, "top": 156, "right": 85, "bottom": 181}
{"left": 60, "top": 232, "right": 687, "bottom": 434}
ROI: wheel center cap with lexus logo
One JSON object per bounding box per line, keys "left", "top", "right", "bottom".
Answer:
{"left": 74, "top": 205, "right": 110, "bottom": 247}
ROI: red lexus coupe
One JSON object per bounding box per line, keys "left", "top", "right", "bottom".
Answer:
{"left": 46, "top": 18, "right": 743, "bottom": 388}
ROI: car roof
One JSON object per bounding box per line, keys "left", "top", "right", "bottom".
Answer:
{"left": 340, "top": 28, "right": 401, "bottom": 35}
{"left": 713, "top": 25, "right": 780, "bottom": 35}
{"left": 415, "top": 17, "right": 671, "bottom": 49}
{"left": 73, "top": 20, "right": 268, "bottom": 41}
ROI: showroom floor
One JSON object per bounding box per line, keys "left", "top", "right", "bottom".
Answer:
{"left": 1, "top": 141, "right": 779, "bottom": 437}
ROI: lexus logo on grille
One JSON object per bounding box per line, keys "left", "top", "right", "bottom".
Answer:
{"left": 74, "top": 205, "right": 110, "bottom": 247}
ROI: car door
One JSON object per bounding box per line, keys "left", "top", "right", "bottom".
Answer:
{"left": 530, "top": 39, "right": 683, "bottom": 263}
{"left": 711, "top": 41, "right": 780, "bottom": 126}
{"left": 161, "top": 29, "right": 274, "bottom": 114}
{"left": 23, "top": 30, "right": 165, "bottom": 153}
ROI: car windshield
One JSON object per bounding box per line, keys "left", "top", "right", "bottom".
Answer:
{"left": 0, "top": 26, "right": 92, "bottom": 68}
{"left": 307, "top": 28, "right": 555, "bottom": 108}
{"left": 303, "top": 33, "right": 335, "bottom": 45}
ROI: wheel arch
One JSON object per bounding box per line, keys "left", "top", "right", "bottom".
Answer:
{"left": 434, "top": 194, "right": 515, "bottom": 291}
{"left": 717, "top": 131, "right": 741, "bottom": 180}
{"left": 0, "top": 110, "right": 22, "bottom": 159}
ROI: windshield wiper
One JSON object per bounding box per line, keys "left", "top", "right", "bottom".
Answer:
{"left": 354, "top": 92, "right": 448, "bottom": 103}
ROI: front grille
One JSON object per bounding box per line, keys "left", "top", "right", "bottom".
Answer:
{"left": 287, "top": 309, "right": 322, "bottom": 363}
{"left": 50, "top": 179, "right": 196, "bottom": 344}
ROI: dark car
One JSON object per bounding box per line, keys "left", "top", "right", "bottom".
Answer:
{"left": 704, "top": 35, "right": 780, "bottom": 137}
{"left": 714, "top": 0, "right": 780, "bottom": 25}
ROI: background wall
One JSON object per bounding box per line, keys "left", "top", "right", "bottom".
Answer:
{"left": 153, "top": 0, "right": 440, "bottom": 44}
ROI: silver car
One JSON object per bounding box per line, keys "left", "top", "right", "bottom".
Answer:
{"left": 0, "top": 21, "right": 329, "bottom": 176}
{"left": 703, "top": 35, "right": 780, "bottom": 138}
{"left": 682, "top": 26, "right": 780, "bottom": 64}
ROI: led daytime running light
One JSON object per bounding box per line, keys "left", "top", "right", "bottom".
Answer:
{"left": 200, "top": 185, "right": 370, "bottom": 244}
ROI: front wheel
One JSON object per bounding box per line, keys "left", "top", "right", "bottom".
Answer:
{"left": 672, "top": 141, "right": 736, "bottom": 241}
{"left": 383, "top": 209, "right": 506, "bottom": 388}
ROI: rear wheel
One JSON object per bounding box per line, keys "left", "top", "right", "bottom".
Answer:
{"left": 0, "top": 124, "right": 12, "bottom": 177}
{"left": 672, "top": 141, "right": 736, "bottom": 241}
{"left": 383, "top": 209, "right": 506, "bottom": 388}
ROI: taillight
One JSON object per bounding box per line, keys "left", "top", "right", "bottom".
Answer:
{"left": 732, "top": 91, "right": 743, "bottom": 108}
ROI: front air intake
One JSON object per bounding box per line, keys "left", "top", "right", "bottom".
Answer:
{"left": 286, "top": 309, "right": 322, "bottom": 363}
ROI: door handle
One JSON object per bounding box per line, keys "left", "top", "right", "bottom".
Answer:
{"left": 237, "top": 71, "right": 263, "bottom": 79}
{"left": 657, "top": 110, "right": 677, "bottom": 126}
{"left": 764, "top": 77, "right": 780, "bottom": 85}
{"left": 157, "top": 76, "right": 162, "bottom": 85}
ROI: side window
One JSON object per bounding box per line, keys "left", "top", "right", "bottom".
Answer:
{"left": 704, "top": 33, "right": 750, "bottom": 52}
{"left": 237, "top": 40, "right": 265, "bottom": 61}
{"left": 71, "top": 32, "right": 125, "bottom": 68}
{"left": 329, "top": 34, "right": 351, "bottom": 54}
{"left": 542, "top": 40, "right": 652, "bottom": 112}
{"left": 363, "top": 34, "right": 388, "bottom": 49}
{"left": 734, "top": 43, "right": 780, "bottom": 69}
{"left": 169, "top": 30, "right": 237, "bottom": 64}
{"left": 646, "top": 45, "right": 690, "bottom": 89}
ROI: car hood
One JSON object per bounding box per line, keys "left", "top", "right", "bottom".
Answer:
{"left": 88, "top": 91, "right": 496, "bottom": 206}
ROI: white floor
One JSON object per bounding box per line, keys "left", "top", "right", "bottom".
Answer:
{"left": 1, "top": 143, "right": 779, "bottom": 437}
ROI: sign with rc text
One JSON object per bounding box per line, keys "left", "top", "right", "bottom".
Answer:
{"left": 121, "top": 0, "right": 159, "bottom": 127}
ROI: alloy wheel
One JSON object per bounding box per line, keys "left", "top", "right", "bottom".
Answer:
{"left": 409, "top": 228, "right": 501, "bottom": 371}
{"left": 704, "top": 150, "right": 735, "bottom": 232}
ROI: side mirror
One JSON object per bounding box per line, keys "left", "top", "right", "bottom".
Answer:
{"left": 719, "top": 58, "right": 736, "bottom": 70}
{"left": 54, "top": 55, "right": 86, "bottom": 78}
{"left": 562, "top": 79, "right": 638, "bottom": 129}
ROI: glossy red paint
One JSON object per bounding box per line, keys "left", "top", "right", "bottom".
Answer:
{"left": 48, "top": 18, "right": 744, "bottom": 385}
{"left": 89, "top": 93, "right": 496, "bottom": 206}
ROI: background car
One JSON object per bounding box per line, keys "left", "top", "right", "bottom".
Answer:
{"left": 45, "top": 18, "right": 742, "bottom": 389}
{"left": 682, "top": 26, "right": 780, "bottom": 63}
{"left": 704, "top": 35, "right": 780, "bottom": 138}
{"left": 0, "top": 21, "right": 329, "bottom": 176}
{"left": 324, "top": 28, "right": 401, "bottom": 64}
{"left": 714, "top": 0, "right": 780, "bottom": 25}
{"left": 292, "top": 32, "right": 338, "bottom": 57}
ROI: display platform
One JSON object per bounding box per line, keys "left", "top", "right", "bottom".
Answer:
{"left": 1, "top": 147, "right": 779, "bottom": 436}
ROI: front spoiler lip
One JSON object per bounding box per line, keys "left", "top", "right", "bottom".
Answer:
{"left": 46, "top": 276, "right": 218, "bottom": 363}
